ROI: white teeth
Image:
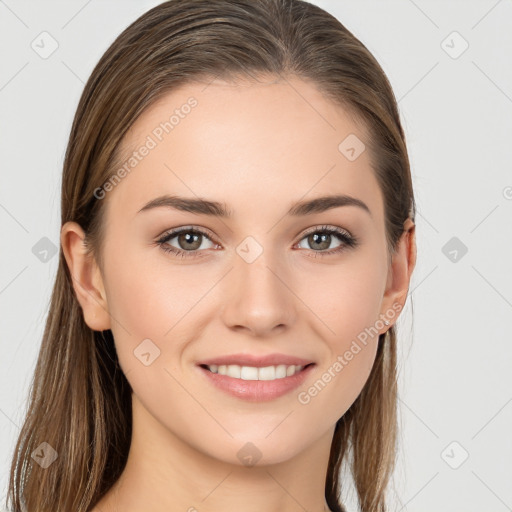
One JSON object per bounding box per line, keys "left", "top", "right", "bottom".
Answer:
{"left": 258, "top": 366, "right": 275, "bottom": 380}
{"left": 240, "top": 366, "right": 258, "bottom": 380}
{"left": 206, "top": 364, "right": 305, "bottom": 380}
{"left": 275, "top": 364, "right": 287, "bottom": 378}
{"left": 226, "top": 365, "right": 241, "bottom": 378}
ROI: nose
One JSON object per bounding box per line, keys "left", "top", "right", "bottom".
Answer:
{"left": 220, "top": 251, "right": 297, "bottom": 338}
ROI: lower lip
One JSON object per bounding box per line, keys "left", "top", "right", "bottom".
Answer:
{"left": 197, "top": 364, "right": 315, "bottom": 402}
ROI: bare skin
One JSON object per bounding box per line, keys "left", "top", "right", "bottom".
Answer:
{"left": 62, "top": 74, "right": 416, "bottom": 512}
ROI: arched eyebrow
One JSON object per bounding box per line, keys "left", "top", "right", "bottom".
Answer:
{"left": 137, "top": 194, "right": 372, "bottom": 218}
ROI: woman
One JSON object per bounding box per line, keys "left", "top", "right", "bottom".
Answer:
{"left": 6, "top": 1, "right": 416, "bottom": 511}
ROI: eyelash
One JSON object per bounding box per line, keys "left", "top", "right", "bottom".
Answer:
{"left": 157, "top": 226, "right": 359, "bottom": 258}
{"left": 156, "top": 225, "right": 359, "bottom": 260}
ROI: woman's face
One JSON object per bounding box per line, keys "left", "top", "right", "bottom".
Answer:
{"left": 90, "top": 75, "right": 409, "bottom": 465}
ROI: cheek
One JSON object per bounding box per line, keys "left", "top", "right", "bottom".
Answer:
{"left": 295, "top": 255, "right": 385, "bottom": 404}
{"left": 101, "top": 242, "right": 217, "bottom": 372}
{"left": 299, "top": 254, "right": 386, "bottom": 342}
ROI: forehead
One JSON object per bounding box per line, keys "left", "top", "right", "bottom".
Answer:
{"left": 106, "top": 75, "right": 383, "bottom": 222}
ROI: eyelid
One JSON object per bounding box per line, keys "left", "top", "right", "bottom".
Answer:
{"left": 298, "top": 224, "right": 353, "bottom": 240}
{"left": 157, "top": 225, "right": 217, "bottom": 241}
{"left": 156, "top": 224, "right": 358, "bottom": 259}
{"left": 157, "top": 224, "right": 354, "bottom": 244}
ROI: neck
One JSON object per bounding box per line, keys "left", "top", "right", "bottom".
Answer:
{"left": 94, "top": 393, "right": 336, "bottom": 512}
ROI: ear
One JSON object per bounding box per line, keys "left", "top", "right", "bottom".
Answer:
{"left": 379, "top": 217, "right": 417, "bottom": 332}
{"left": 60, "top": 221, "right": 111, "bottom": 331}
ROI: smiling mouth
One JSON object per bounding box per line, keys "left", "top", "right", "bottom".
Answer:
{"left": 199, "top": 363, "right": 315, "bottom": 381}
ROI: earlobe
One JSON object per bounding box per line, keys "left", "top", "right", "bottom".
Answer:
{"left": 60, "top": 221, "right": 111, "bottom": 331}
{"left": 380, "top": 218, "right": 417, "bottom": 330}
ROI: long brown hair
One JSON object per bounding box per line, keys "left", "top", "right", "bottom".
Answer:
{"left": 6, "top": 1, "right": 415, "bottom": 511}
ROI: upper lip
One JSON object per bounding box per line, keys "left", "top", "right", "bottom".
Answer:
{"left": 197, "top": 353, "right": 315, "bottom": 368}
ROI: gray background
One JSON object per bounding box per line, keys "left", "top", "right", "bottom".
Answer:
{"left": 1, "top": 1, "right": 511, "bottom": 511}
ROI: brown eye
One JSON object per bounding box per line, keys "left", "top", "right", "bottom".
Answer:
{"left": 157, "top": 227, "right": 217, "bottom": 258}
{"left": 175, "top": 231, "right": 203, "bottom": 251}
{"left": 296, "top": 226, "right": 358, "bottom": 257}
{"left": 305, "top": 232, "right": 333, "bottom": 251}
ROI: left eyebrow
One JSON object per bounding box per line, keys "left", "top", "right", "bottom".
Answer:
{"left": 137, "top": 193, "right": 372, "bottom": 218}
{"left": 287, "top": 194, "right": 372, "bottom": 218}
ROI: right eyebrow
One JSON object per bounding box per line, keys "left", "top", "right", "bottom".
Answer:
{"left": 137, "top": 195, "right": 233, "bottom": 217}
